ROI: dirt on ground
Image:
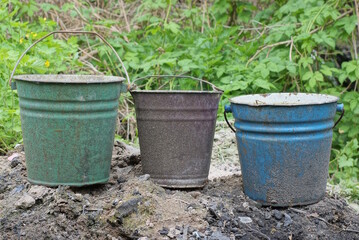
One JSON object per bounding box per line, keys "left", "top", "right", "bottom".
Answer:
{"left": 1, "top": 126, "right": 359, "bottom": 240}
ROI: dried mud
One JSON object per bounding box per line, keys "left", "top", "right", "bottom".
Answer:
{"left": 1, "top": 126, "right": 358, "bottom": 240}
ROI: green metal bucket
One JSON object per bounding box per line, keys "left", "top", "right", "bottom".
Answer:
{"left": 9, "top": 31, "right": 130, "bottom": 186}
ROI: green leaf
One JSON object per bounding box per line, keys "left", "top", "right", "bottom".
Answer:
{"left": 267, "top": 62, "right": 279, "bottom": 72}
{"left": 338, "top": 155, "right": 354, "bottom": 168}
{"left": 350, "top": 100, "right": 358, "bottom": 111}
{"left": 253, "top": 79, "right": 271, "bottom": 90}
{"left": 299, "top": 57, "right": 313, "bottom": 68}
{"left": 164, "top": 22, "right": 181, "bottom": 35}
{"left": 345, "top": 62, "right": 357, "bottom": 73}
{"left": 324, "top": 38, "right": 335, "bottom": 48}
{"left": 338, "top": 73, "right": 347, "bottom": 84}
{"left": 309, "top": 77, "right": 316, "bottom": 88}
{"left": 261, "top": 68, "right": 270, "bottom": 78}
{"left": 314, "top": 71, "right": 324, "bottom": 81}
{"left": 286, "top": 65, "right": 296, "bottom": 75}
{"left": 344, "top": 16, "right": 357, "bottom": 34}
{"left": 232, "top": 81, "right": 248, "bottom": 91}
{"left": 320, "top": 66, "right": 332, "bottom": 76}
{"left": 302, "top": 71, "right": 313, "bottom": 80}
{"left": 216, "top": 66, "right": 225, "bottom": 78}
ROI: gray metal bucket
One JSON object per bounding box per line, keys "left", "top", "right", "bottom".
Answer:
{"left": 130, "top": 76, "right": 222, "bottom": 188}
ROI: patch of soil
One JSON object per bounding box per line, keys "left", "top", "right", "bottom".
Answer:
{"left": 1, "top": 129, "right": 359, "bottom": 239}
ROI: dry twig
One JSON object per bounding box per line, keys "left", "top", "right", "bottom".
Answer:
{"left": 246, "top": 40, "right": 292, "bottom": 67}
{"left": 119, "top": 0, "right": 131, "bottom": 32}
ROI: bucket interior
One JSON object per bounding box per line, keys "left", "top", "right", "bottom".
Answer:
{"left": 229, "top": 93, "right": 338, "bottom": 106}
{"left": 13, "top": 74, "right": 124, "bottom": 83}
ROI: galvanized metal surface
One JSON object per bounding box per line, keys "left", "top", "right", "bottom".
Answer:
{"left": 225, "top": 93, "right": 343, "bottom": 207}
{"left": 15, "top": 75, "right": 125, "bottom": 186}
{"left": 131, "top": 90, "right": 222, "bottom": 188}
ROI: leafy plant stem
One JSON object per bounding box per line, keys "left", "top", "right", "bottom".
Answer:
{"left": 164, "top": 0, "right": 172, "bottom": 24}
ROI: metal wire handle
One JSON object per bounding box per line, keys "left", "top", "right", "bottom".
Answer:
{"left": 224, "top": 110, "right": 236, "bottom": 133}
{"left": 333, "top": 108, "right": 344, "bottom": 128}
{"left": 130, "top": 75, "right": 222, "bottom": 92}
{"left": 9, "top": 30, "right": 130, "bottom": 86}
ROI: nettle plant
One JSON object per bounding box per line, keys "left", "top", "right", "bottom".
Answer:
{"left": 0, "top": 0, "right": 81, "bottom": 153}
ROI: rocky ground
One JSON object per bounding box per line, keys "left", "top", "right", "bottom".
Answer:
{"left": 1, "top": 125, "right": 359, "bottom": 239}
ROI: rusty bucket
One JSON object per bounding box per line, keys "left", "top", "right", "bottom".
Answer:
{"left": 9, "top": 31, "right": 130, "bottom": 186}
{"left": 130, "top": 76, "right": 222, "bottom": 188}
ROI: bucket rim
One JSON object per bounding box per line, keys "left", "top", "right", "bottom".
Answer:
{"left": 229, "top": 93, "right": 339, "bottom": 106}
{"left": 12, "top": 74, "right": 125, "bottom": 83}
{"left": 130, "top": 89, "right": 223, "bottom": 94}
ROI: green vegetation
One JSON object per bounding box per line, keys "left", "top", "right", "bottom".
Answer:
{"left": 0, "top": 0, "right": 358, "bottom": 198}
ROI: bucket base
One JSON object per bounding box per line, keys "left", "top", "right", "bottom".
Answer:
{"left": 152, "top": 177, "right": 208, "bottom": 189}
{"left": 248, "top": 195, "right": 325, "bottom": 208}
{"left": 27, "top": 177, "right": 109, "bottom": 187}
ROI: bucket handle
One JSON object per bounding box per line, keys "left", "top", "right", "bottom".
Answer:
{"left": 9, "top": 30, "right": 130, "bottom": 86}
{"left": 334, "top": 103, "right": 344, "bottom": 128}
{"left": 130, "top": 75, "right": 223, "bottom": 92}
{"left": 224, "top": 105, "right": 236, "bottom": 133}
{"left": 224, "top": 103, "right": 345, "bottom": 133}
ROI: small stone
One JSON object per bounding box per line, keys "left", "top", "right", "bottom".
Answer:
{"left": 10, "top": 159, "right": 20, "bottom": 168}
{"left": 138, "top": 174, "right": 150, "bottom": 181}
{"left": 14, "top": 144, "right": 23, "bottom": 151}
{"left": 74, "top": 193, "right": 83, "bottom": 202}
{"left": 15, "top": 193, "right": 35, "bottom": 209}
{"left": 283, "top": 213, "right": 292, "bottom": 227}
{"left": 28, "top": 185, "right": 48, "bottom": 200}
{"left": 132, "top": 189, "right": 141, "bottom": 196}
{"left": 257, "top": 220, "right": 264, "bottom": 227}
{"left": 208, "top": 206, "right": 220, "bottom": 219}
{"left": 192, "top": 231, "right": 201, "bottom": 239}
{"left": 115, "top": 197, "right": 142, "bottom": 222}
{"left": 112, "top": 198, "right": 119, "bottom": 206}
{"left": 117, "top": 176, "right": 127, "bottom": 184}
{"left": 159, "top": 227, "right": 169, "bottom": 235}
{"left": 239, "top": 216, "right": 253, "bottom": 224}
{"left": 273, "top": 210, "right": 283, "bottom": 220}
{"left": 205, "top": 229, "right": 212, "bottom": 236}
{"left": 188, "top": 226, "right": 195, "bottom": 234}
{"left": 167, "top": 227, "right": 181, "bottom": 238}
{"left": 10, "top": 185, "right": 25, "bottom": 195}
{"left": 117, "top": 161, "right": 128, "bottom": 168}
{"left": 190, "top": 191, "right": 201, "bottom": 199}
{"left": 209, "top": 231, "right": 230, "bottom": 240}
{"left": 264, "top": 212, "right": 271, "bottom": 220}
{"left": 276, "top": 222, "right": 283, "bottom": 229}
{"left": 8, "top": 153, "right": 20, "bottom": 161}
{"left": 138, "top": 238, "right": 149, "bottom": 240}
{"left": 318, "top": 221, "right": 327, "bottom": 230}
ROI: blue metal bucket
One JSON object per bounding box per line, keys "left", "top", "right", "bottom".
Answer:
{"left": 224, "top": 93, "right": 344, "bottom": 207}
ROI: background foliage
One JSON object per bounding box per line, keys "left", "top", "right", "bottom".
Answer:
{"left": 0, "top": 0, "right": 358, "bottom": 199}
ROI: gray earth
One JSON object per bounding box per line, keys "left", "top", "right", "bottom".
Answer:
{"left": 1, "top": 125, "right": 359, "bottom": 239}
